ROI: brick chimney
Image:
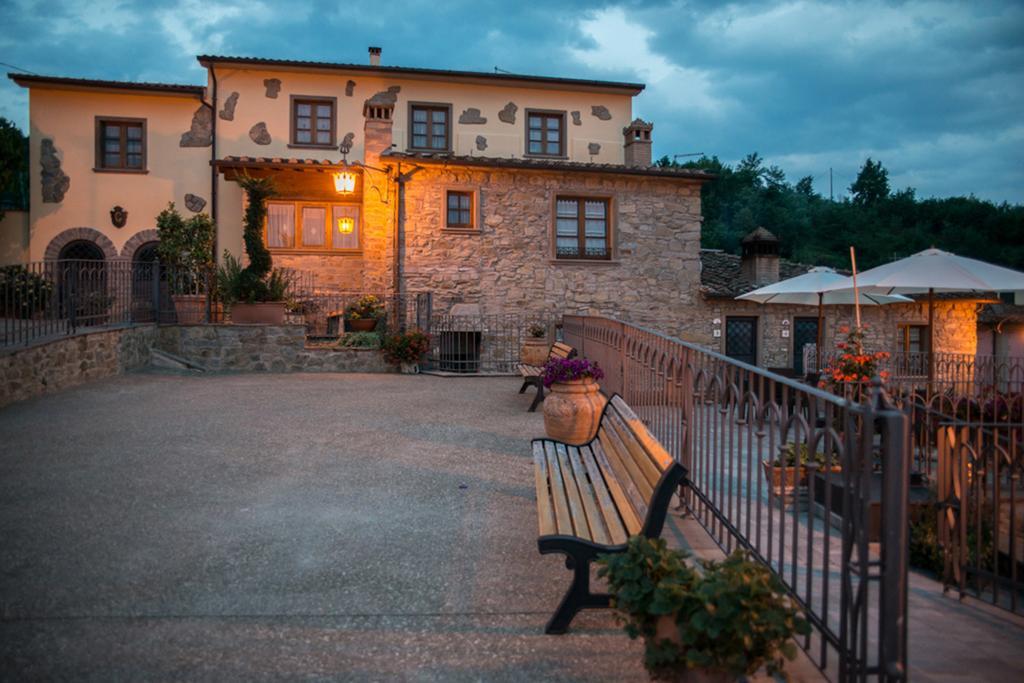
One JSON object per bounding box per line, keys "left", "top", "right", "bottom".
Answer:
{"left": 363, "top": 87, "right": 398, "bottom": 166}
{"left": 368, "top": 46, "right": 382, "bottom": 66}
{"left": 623, "top": 118, "right": 653, "bottom": 167}
{"left": 740, "top": 227, "right": 781, "bottom": 286}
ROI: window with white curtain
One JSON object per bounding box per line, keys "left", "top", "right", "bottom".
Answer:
{"left": 266, "top": 203, "right": 295, "bottom": 248}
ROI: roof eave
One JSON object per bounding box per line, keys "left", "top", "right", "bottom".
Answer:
{"left": 195, "top": 55, "right": 645, "bottom": 95}
{"left": 8, "top": 73, "right": 205, "bottom": 97}
{"left": 380, "top": 153, "right": 716, "bottom": 181}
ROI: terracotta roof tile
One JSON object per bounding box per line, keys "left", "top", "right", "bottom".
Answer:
{"left": 699, "top": 249, "right": 813, "bottom": 298}
{"left": 8, "top": 73, "right": 205, "bottom": 95}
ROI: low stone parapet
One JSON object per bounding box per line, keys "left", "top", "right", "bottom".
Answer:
{"left": 155, "top": 324, "right": 391, "bottom": 373}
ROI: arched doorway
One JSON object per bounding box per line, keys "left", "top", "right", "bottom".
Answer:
{"left": 57, "top": 240, "right": 109, "bottom": 326}
{"left": 131, "top": 241, "right": 161, "bottom": 322}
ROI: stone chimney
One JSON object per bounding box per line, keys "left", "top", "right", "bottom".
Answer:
{"left": 363, "top": 86, "right": 398, "bottom": 165}
{"left": 368, "top": 46, "right": 382, "bottom": 66}
{"left": 623, "top": 118, "right": 653, "bottom": 167}
{"left": 740, "top": 227, "right": 781, "bottom": 286}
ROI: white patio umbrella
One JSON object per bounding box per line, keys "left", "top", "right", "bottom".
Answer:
{"left": 737, "top": 267, "right": 912, "bottom": 362}
{"left": 819, "top": 248, "right": 1024, "bottom": 385}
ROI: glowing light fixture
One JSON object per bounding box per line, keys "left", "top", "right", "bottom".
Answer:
{"left": 333, "top": 171, "right": 356, "bottom": 193}
{"left": 337, "top": 217, "right": 355, "bottom": 234}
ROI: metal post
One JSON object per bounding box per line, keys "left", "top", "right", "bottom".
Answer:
{"left": 152, "top": 262, "right": 161, "bottom": 324}
{"left": 876, "top": 385, "right": 910, "bottom": 682}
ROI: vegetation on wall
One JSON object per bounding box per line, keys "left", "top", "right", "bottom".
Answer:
{"left": 658, "top": 154, "right": 1024, "bottom": 271}
{"left": 0, "top": 117, "right": 29, "bottom": 218}
{"left": 234, "top": 175, "right": 282, "bottom": 303}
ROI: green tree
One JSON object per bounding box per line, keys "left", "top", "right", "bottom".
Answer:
{"left": 849, "top": 158, "right": 890, "bottom": 206}
{"left": 0, "top": 118, "right": 29, "bottom": 219}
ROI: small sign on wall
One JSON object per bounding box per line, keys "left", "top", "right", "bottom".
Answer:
{"left": 782, "top": 329, "right": 790, "bottom": 338}
{"left": 713, "top": 329, "right": 722, "bottom": 338}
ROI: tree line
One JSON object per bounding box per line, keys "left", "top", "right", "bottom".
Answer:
{"left": 658, "top": 153, "right": 1024, "bottom": 271}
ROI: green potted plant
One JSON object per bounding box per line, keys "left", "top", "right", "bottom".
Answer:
{"left": 344, "top": 295, "right": 385, "bottom": 332}
{"left": 156, "top": 202, "right": 215, "bottom": 324}
{"left": 0, "top": 265, "right": 53, "bottom": 319}
{"left": 222, "top": 176, "right": 292, "bottom": 324}
{"left": 521, "top": 322, "right": 549, "bottom": 366}
{"left": 381, "top": 329, "right": 431, "bottom": 374}
{"left": 599, "top": 537, "right": 810, "bottom": 682}
{"left": 762, "top": 443, "right": 842, "bottom": 497}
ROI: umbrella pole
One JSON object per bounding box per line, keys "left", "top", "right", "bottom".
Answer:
{"left": 850, "top": 246, "right": 862, "bottom": 351}
{"left": 817, "top": 292, "right": 824, "bottom": 371}
{"left": 928, "top": 287, "right": 935, "bottom": 393}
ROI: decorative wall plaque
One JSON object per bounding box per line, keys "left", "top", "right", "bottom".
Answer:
{"left": 110, "top": 206, "right": 128, "bottom": 228}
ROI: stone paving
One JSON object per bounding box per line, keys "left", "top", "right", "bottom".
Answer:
{"left": 1, "top": 373, "right": 1021, "bottom": 681}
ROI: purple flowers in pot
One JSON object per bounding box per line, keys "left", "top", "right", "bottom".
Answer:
{"left": 541, "top": 357, "right": 605, "bottom": 388}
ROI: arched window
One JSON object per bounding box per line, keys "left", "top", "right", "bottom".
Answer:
{"left": 59, "top": 240, "right": 105, "bottom": 262}
{"left": 131, "top": 241, "right": 161, "bottom": 322}
{"left": 57, "top": 241, "right": 108, "bottom": 325}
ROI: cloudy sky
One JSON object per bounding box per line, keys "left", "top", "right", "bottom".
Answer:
{"left": 1, "top": 0, "right": 1021, "bottom": 202}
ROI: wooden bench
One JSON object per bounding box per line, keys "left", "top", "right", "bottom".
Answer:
{"left": 518, "top": 341, "right": 576, "bottom": 412}
{"left": 532, "top": 394, "right": 688, "bottom": 633}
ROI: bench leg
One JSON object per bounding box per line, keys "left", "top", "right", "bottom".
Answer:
{"left": 518, "top": 378, "right": 530, "bottom": 394}
{"left": 528, "top": 382, "right": 545, "bottom": 412}
{"left": 539, "top": 538, "right": 613, "bottom": 634}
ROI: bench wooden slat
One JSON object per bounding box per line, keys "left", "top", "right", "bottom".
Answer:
{"left": 605, "top": 407, "right": 662, "bottom": 489}
{"left": 580, "top": 445, "right": 629, "bottom": 544}
{"left": 544, "top": 442, "right": 574, "bottom": 536}
{"left": 551, "top": 342, "right": 574, "bottom": 359}
{"left": 590, "top": 439, "right": 645, "bottom": 533}
{"left": 610, "top": 395, "right": 676, "bottom": 471}
{"left": 518, "top": 364, "right": 542, "bottom": 376}
{"left": 566, "top": 446, "right": 611, "bottom": 545}
{"left": 533, "top": 441, "right": 557, "bottom": 536}
{"left": 599, "top": 424, "right": 654, "bottom": 506}
{"left": 554, "top": 443, "right": 591, "bottom": 540}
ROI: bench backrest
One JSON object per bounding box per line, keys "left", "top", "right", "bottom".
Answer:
{"left": 593, "top": 395, "right": 684, "bottom": 537}
{"left": 549, "top": 342, "right": 576, "bottom": 361}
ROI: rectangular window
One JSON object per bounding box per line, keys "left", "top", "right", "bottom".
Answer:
{"left": 554, "top": 197, "right": 610, "bottom": 260}
{"left": 331, "top": 205, "right": 360, "bottom": 250}
{"left": 300, "top": 206, "right": 326, "bottom": 247}
{"left": 446, "top": 191, "right": 473, "bottom": 228}
{"left": 409, "top": 104, "right": 450, "bottom": 151}
{"left": 266, "top": 201, "right": 361, "bottom": 251}
{"left": 96, "top": 118, "right": 146, "bottom": 171}
{"left": 526, "top": 111, "right": 565, "bottom": 157}
{"left": 267, "top": 203, "right": 296, "bottom": 248}
{"left": 291, "top": 97, "right": 336, "bottom": 147}
{"left": 898, "top": 324, "right": 928, "bottom": 354}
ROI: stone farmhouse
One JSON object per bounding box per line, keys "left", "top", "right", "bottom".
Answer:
{"left": 3, "top": 47, "right": 997, "bottom": 370}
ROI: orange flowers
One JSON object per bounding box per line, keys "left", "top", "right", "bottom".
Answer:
{"left": 820, "top": 326, "right": 889, "bottom": 390}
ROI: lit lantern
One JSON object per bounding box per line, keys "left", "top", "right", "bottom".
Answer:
{"left": 337, "top": 217, "right": 355, "bottom": 234}
{"left": 333, "top": 171, "right": 356, "bottom": 193}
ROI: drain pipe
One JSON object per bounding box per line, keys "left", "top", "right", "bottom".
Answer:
{"left": 393, "top": 163, "right": 424, "bottom": 316}
{"left": 208, "top": 65, "right": 219, "bottom": 257}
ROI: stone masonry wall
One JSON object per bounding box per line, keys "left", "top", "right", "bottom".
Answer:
{"left": 1, "top": 325, "right": 156, "bottom": 408}
{"left": 698, "top": 299, "right": 980, "bottom": 369}
{"left": 400, "top": 165, "right": 704, "bottom": 331}
{"left": 155, "top": 325, "right": 392, "bottom": 373}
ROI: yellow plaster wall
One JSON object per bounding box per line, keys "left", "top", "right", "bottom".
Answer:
{"left": 26, "top": 88, "right": 211, "bottom": 261}
{"left": 211, "top": 66, "right": 633, "bottom": 165}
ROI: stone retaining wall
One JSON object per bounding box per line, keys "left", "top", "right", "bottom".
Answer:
{"left": 1, "top": 325, "right": 156, "bottom": 408}
{"left": 155, "top": 324, "right": 392, "bottom": 373}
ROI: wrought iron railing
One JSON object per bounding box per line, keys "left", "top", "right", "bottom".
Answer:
{"left": 563, "top": 315, "right": 910, "bottom": 683}
{"left": 419, "top": 310, "right": 559, "bottom": 373}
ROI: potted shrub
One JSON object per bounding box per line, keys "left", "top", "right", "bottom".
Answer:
{"left": 381, "top": 329, "right": 431, "bottom": 374}
{"left": 521, "top": 323, "right": 549, "bottom": 366}
{"left": 221, "top": 176, "right": 291, "bottom": 324}
{"left": 763, "top": 443, "right": 842, "bottom": 497}
{"left": 0, "top": 265, "right": 53, "bottom": 319}
{"left": 344, "top": 295, "right": 385, "bottom": 332}
{"left": 818, "top": 325, "right": 890, "bottom": 402}
{"left": 598, "top": 537, "right": 810, "bottom": 682}
{"left": 541, "top": 357, "right": 607, "bottom": 444}
{"left": 156, "top": 202, "right": 215, "bottom": 324}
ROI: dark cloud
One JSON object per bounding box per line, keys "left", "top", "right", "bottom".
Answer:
{"left": 1, "top": 0, "right": 1020, "bottom": 202}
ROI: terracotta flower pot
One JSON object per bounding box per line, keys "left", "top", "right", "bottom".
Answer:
{"left": 172, "top": 294, "right": 207, "bottom": 324}
{"left": 521, "top": 338, "right": 549, "bottom": 366}
{"left": 346, "top": 318, "right": 378, "bottom": 332}
{"left": 230, "top": 302, "right": 287, "bottom": 325}
{"left": 542, "top": 378, "right": 607, "bottom": 445}
{"left": 762, "top": 461, "right": 842, "bottom": 497}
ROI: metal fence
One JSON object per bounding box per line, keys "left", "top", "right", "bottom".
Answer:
{"left": 419, "top": 311, "right": 559, "bottom": 374}
{"left": 563, "top": 315, "right": 910, "bottom": 683}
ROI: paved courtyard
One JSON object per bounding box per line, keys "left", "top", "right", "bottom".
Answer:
{"left": 2, "top": 372, "right": 1022, "bottom": 681}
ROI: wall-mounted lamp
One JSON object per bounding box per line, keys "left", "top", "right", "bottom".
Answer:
{"left": 333, "top": 171, "right": 356, "bottom": 193}
{"left": 337, "top": 217, "right": 355, "bottom": 234}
